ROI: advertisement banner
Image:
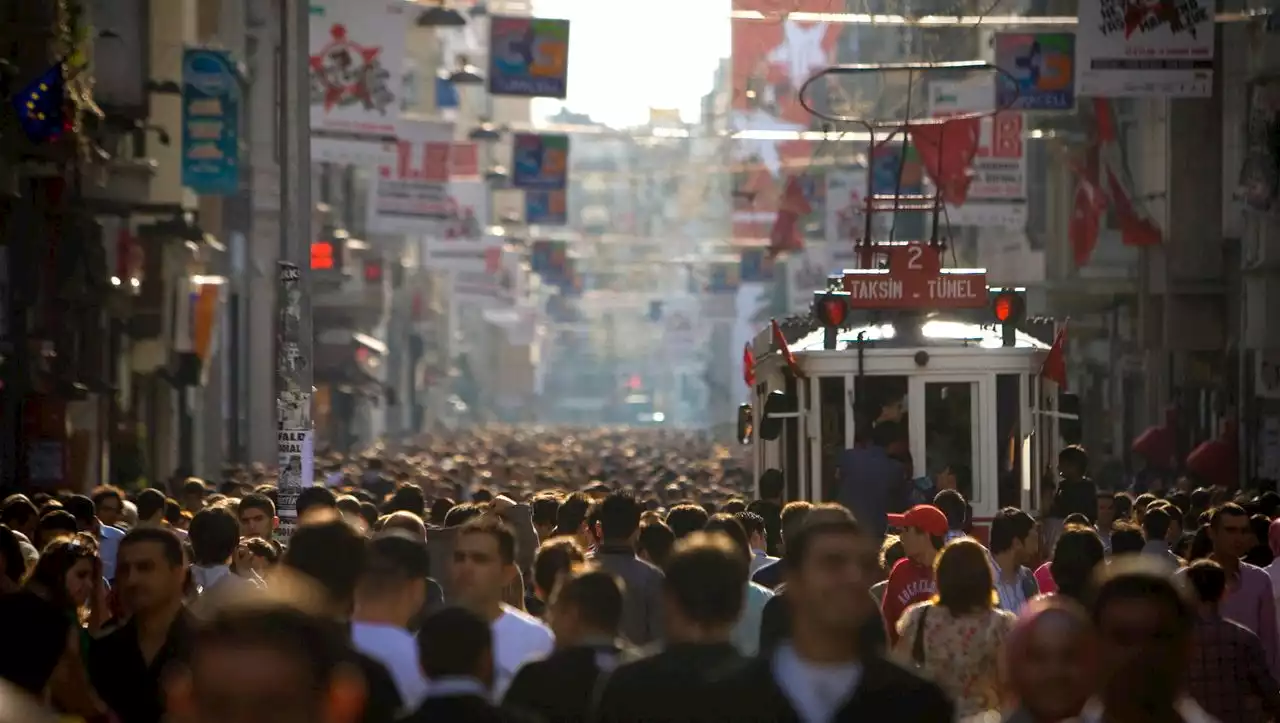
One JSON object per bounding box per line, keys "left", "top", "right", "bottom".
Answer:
{"left": 422, "top": 181, "right": 495, "bottom": 273}
{"left": 929, "top": 80, "right": 1026, "bottom": 229}
{"left": 512, "top": 133, "right": 569, "bottom": 190}
{"left": 731, "top": 0, "right": 841, "bottom": 241}
{"left": 181, "top": 49, "right": 240, "bottom": 195}
{"left": 488, "top": 15, "right": 570, "bottom": 98}
{"left": 367, "top": 119, "right": 452, "bottom": 234}
{"left": 308, "top": 0, "right": 405, "bottom": 161}
{"left": 525, "top": 190, "right": 567, "bottom": 225}
{"left": 995, "top": 32, "right": 1076, "bottom": 111}
{"left": 739, "top": 247, "right": 775, "bottom": 283}
{"left": 1075, "top": 0, "right": 1213, "bottom": 98}
{"left": 530, "top": 240, "right": 570, "bottom": 280}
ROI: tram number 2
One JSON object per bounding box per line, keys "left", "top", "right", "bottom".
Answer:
{"left": 907, "top": 245, "right": 923, "bottom": 269}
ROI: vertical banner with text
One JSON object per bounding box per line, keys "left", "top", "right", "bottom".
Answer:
{"left": 367, "top": 118, "right": 454, "bottom": 234}
{"left": 181, "top": 49, "right": 241, "bottom": 195}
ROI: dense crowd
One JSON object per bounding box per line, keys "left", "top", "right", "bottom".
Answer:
{"left": 0, "top": 427, "right": 1277, "bottom": 723}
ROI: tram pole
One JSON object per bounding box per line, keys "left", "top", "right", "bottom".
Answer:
{"left": 274, "top": 0, "right": 314, "bottom": 543}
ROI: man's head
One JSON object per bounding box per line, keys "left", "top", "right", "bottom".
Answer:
{"left": 295, "top": 487, "right": 338, "bottom": 521}
{"left": 664, "top": 503, "right": 710, "bottom": 540}
{"left": 417, "top": 607, "right": 493, "bottom": 687}
{"left": 1208, "top": 503, "right": 1251, "bottom": 559}
{"left": 356, "top": 531, "right": 432, "bottom": 628}
{"left": 734, "top": 511, "right": 768, "bottom": 553}
{"left": 61, "top": 495, "right": 99, "bottom": 534}
{"left": 1183, "top": 558, "right": 1226, "bottom": 614}
{"left": 1109, "top": 522, "right": 1144, "bottom": 555}
{"left": 117, "top": 527, "right": 187, "bottom": 614}
{"left": 661, "top": 532, "right": 747, "bottom": 642}
{"left": 596, "top": 491, "right": 641, "bottom": 544}
{"left": 989, "top": 507, "right": 1038, "bottom": 565}
{"left": 135, "top": 489, "right": 168, "bottom": 526}
{"left": 91, "top": 486, "right": 125, "bottom": 528}
{"left": 784, "top": 509, "right": 876, "bottom": 638}
{"left": 1058, "top": 446, "right": 1089, "bottom": 482}
{"left": 171, "top": 600, "right": 364, "bottom": 723}
{"left": 280, "top": 519, "right": 368, "bottom": 614}
{"left": 237, "top": 494, "right": 277, "bottom": 540}
{"left": 1091, "top": 558, "right": 1195, "bottom": 709}
{"left": 532, "top": 537, "right": 586, "bottom": 602}
{"left": 554, "top": 492, "right": 591, "bottom": 542}
{"left": 548, "top": 568, "right": 624, "bottom": 646}
{"left": 778, "top": 501, "right": 813, "bottom": 557}
{"left": 757, "top": 469, "right": 784, "bottom": 502}
{"left": 870, "top": 420, "right": 903, "bottom": 450}
{"left": 36, "top": 510, "right": 78, "bottom": 548}
{"left": 1096, "top": 491, "right": 1116, "bottom": 528}
{"left": 530, "top": 494, "right": 561, "bottom": 540}
{"left": 636, "top": 520, "right": 675, "bottom": 568}
{"left": 932, "top": 489, "right": 967, "bottom": 532}
{"left": 1139, "top": 504, "right": 1172, "bottom": 545}
{"left": 887, "top": 505, "right": 948, "bottom": 560}
{"left": 451, "top": 517, "right": 518, "bottom": 612}
{"left": 182, "top": 478, "right": 209, "bottom": 511}
{"left": 190, "top": 507, "right": 241, "bottom": 567}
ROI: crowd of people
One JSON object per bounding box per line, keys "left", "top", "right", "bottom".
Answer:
{"left": 0, "top": 427, "right": 1278, "bottom": 723}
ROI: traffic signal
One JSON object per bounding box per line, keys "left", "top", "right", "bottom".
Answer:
{"left": 310, "top": 241, "right": 335, "bottom": 270}
{"left": 363, "top": 259, "right": 384, "bottom": 284}
{"left": 991, "top": 290, "right": 1025, "bottom": 347}
{"left": 813, "top": 290, "right": 850, "bottom": 350}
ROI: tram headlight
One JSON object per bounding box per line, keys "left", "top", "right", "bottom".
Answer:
{"left": 990, "top": 290, "right": 1025, "bottom": 347}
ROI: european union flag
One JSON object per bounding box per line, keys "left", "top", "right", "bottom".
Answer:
{"left": 11, "top": 63, "right": 65, "bottom": 143}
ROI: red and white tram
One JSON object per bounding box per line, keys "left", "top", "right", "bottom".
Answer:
{"left": 743, "top": 243, "right": 1071, "bottom": 541}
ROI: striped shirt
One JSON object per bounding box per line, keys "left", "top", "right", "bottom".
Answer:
{"left": 991, "top": 561, "right": 1033, "bottom": 614}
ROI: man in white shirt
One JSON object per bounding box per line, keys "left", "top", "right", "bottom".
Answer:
{"left": 352, "top": 531, "right": 433, "bottom": 710}
{"left": 65, "top": 494, "right": 125, "bottom": 580}
{"left": 451, "top": 516, "right": 554, "bottom": 701}
{"left": 738, "top": 511, "right": 780, "bottom": 574}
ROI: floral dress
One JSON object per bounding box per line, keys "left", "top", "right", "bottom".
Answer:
{"left": 893, "top": 601, "right": 1016, "bottom": 719}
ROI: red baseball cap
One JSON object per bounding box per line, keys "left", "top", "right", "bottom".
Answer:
{"left": 886, "top": 505, "right": 949, "bottom": 537}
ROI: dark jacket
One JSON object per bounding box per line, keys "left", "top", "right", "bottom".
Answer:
{"left": 1050, "top": 477, "right": 1098, "bottom": 523}
{"left": 592, "top": 642, "right": 744, "bottom": 723}
{"left": 837, "top": 446, "right": 904, "bottom": 540}
{"left": 751, "top": 559, "right": 784, "bottom": 590}
{"left": 88, "top": 609, "right": 196, "bottom": 723}
{"left": 400, "top": 693, "right": 537, "bottom": 723}
{"left": 759, "top": 586, "right": 887, "bottom": 657}
{"left": 504, "top": 641, "right": 626, "bottom": 722}
{"left": 712, "top": 652, "right": 954, "bottom": 723}
{"left": 588, "top": 543, "right": 664, "bottom": 646}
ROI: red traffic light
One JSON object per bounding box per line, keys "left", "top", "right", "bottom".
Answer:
{"left": 311, "top": 242, "right": 335, "bottom": 270}
{"left": 363, "top": 260, "right": 384, "bottom": 283}
{"left": 813, "top": 291, "right": 850, "bottom": 328}
{"left": 992, "top": 291, "right": 1023, "bottom": 323}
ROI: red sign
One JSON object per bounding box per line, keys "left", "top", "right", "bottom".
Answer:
{"left": 842, "top": 244, "right": 986, "bottom": 309}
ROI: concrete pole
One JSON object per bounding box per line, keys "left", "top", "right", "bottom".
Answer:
{"left": 275, "top": 0, "right": 314, "bottom": 541}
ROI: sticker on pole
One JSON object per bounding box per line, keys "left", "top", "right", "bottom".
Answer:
{"left": 276, "top": 428, "right": 313, "bottom": 520}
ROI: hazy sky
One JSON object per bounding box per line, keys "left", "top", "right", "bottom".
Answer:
{"left": 530, "top": 0, "right": 731, "bottom": 128}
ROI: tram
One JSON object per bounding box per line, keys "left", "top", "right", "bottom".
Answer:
{"left": 740, "top": 60, "right": 1074, "bottom": 539}
{"left": 741, "top": 243, "right": 1071, "bottom": 539}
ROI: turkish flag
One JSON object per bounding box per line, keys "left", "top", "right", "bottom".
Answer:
{"left": 909, "top": 118, "right": 981, "bottom": 206}
{"left": 743, "top": 343, "right": 756, "bottom": 388}
{"left": 1069, "top": 173, "right": 1105, "bottom": 267}
{"left": 1040, "top": 325, "right": 1068, "bottom": 390}
{"left": 771, "top": 318, "right": 803, "bottom": 377}
{"left": 769, "top": 175, "right": 811, "bottom": 256}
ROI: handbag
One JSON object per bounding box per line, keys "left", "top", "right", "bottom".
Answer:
{"left": 911, "top": 605, "right": 930, "bottom": 669}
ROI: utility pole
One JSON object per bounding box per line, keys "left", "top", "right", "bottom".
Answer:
{"left": 275, "top": 0, "right": 314, "bottom": 542}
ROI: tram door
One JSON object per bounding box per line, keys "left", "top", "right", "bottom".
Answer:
{"left": 907, "top": 375, "right": 995, "bottom": 523}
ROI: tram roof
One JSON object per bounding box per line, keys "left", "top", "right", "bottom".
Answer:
{"left": 792, "top": 318, "right": 1052, "bottom": 353}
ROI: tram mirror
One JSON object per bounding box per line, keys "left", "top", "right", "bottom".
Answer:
{"left": 759, "top": 390, "right": 797, "bottom": 442}
{"left": 736, "top": 404, "right": 753, "bottom": 445}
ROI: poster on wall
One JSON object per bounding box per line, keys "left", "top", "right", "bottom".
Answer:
{"left": 367, "top": 119, "right": 453, "bottom": 234}
{"left": 308, "top": 0, "right": 405, "bottom": 162}
{"left": 181, "top": 49, "right": 241, "bottom": 195}
{"left": 995, "top": 32, "right": 1076, "bottom": 111}
{"left": 525, "top": 190, "right": 567, "bottom": 225}
{"left": 488, "top": 15, "right": 570, "bottom": 98}
{"left": 1075, "top": 0, "right": 1213, "bottom": 98}
{"left": 929, "top": 79, "right": 1026, "bottom": 230}
{"left": 512, "top": 133, "right": 569, "bottom": 190}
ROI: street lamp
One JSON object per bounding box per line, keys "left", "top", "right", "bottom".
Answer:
{"left": 485, "top": 165, "right": 509, "bottom": 185}
{"left": 468, "top": 121, "right": 502, "bottom": 142}
{"left": 468, "top": 2, "right": 489, "bottom": 16}
{"left": 449, "top": 55, "right": 484, "bottom": 85}
{"left": 416, "top": 5, "right": 467, "bottom": 26}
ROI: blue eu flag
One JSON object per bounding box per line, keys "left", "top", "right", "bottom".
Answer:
{"left": 12, "top": 63, "right": 65, "bottom": 143}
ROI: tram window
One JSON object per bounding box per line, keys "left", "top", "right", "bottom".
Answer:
{"left": 996, "top": 374, "right": 1022, "bottom": 509}
{"left": 923, "top": 382, "right": 976, "bottom": 504}
{"left": 819, "top": 376, "right": 847, "bottom": 502}
{"left": 783, "top": 376, "right": 801, "bottom": 503}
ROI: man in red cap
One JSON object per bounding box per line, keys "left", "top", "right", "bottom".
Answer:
{"left": 880, "top": 504, "right": 949, "bottom": 642}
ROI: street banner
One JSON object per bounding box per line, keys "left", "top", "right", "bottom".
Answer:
{"left": 1075, "top": 0, "right": 1213, "bottom": 98}
{"left": 308, "top": 0, "right": 405, "bottom": 162}
{"left": 512, "top": 133, "right": 569, "bottom": 190}
{"left": 707, "top": 262, "right": 742, "bottom": 294}
{"left": 995, "top": 32, "right": 1076, "bottom": 111}
{"left": 422, "top": 180, "right": 495, "bottom": 273}
{"left": 929, "top": 79, "right": 1026, "bottom": 230}
{"left": 367, "top": 119, "right": 452, "bottom": 234}
{"left": 488, "top": 15, "right": 570, "bottom": 98}
{"left": 739, "top": 247, "right": 775, "bottom": 283}
{"left": 730, "top": 0, "right": 841, "bottom": 242}
{"left": 181, "top": 49, "right": 241, "bottom": 195}
{"left": 530, "top": 240, "right": 569, "bottom": 278}
{"left": 525, "top": 190, "right": 567, "bottom": 225}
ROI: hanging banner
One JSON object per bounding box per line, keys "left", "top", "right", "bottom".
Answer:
{"left": 512, "top": 133, "right": 569, "bottom": 190}
{"left": 730, "top": 0, "right": 841, "bottom": 242}
{"left": 181, "top": 49, "right": 241, "bottom": 195}
{"left": 739, "top": 247, "right": 775, "bottom": 282}
{"left": 1075, "top": 0, "right": 1213, "bottom": 98}
{"left": 995, "top": 32, "right": 1076, "bottom": 111}
{"left": 488, "top": 15, "right": 570, "bottom": 98}
{"left": 308, "top": 0, "right": 405, "bottom": 162}
{"left": 367, "top": 119, "right": 452, "bottom": 234}
{"left": 929, "top": 80, "right": 1026, "bottom": 230}
{"left": 422, "top": 180, "right": 495, "bottom": 273}
{"left": 525, "top": 190, "right": 567, "bottom": 225}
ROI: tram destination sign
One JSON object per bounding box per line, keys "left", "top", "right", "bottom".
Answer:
{"left": 842, "top": 244, "right": 987, "bottom": 310}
